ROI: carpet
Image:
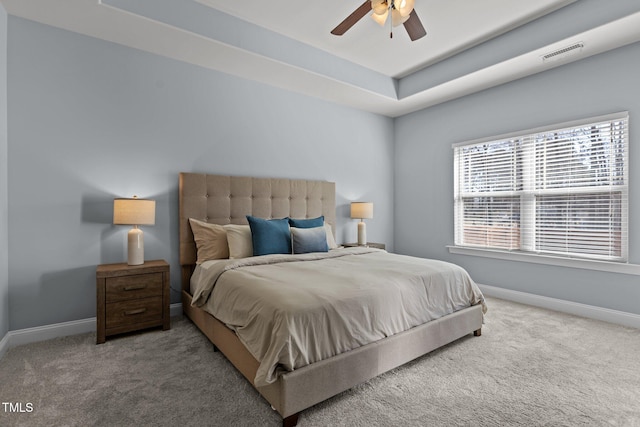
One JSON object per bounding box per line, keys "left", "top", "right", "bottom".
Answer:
{"left": 1, "top": 297, "right": 639, "bottom": 426}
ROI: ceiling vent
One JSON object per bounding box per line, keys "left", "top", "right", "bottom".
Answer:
{"left": 542, "top": 42, "right": 585, "bottom": 62}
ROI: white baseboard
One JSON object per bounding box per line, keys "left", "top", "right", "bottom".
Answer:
{"left": 479, "top": 284, "right": 640, "bottom": 329}
{"left": 0, "top": 331, "right": 9, "bottom": 360}
{"left": 0, "top": 303, "right": 184, "bottom": 359}
{"left": 3, "top": 292, "right": 637, "bottom": 360}
{"left": 170, "top": 303, "right": 183, "bottom": 318}
{"left": 9, "top": 317, "right": 96, "bottom": 348}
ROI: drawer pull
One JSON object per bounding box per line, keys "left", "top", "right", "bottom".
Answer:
{"left": 123, "top": 285, "right": 147, "bottom": 291}
{"left": 124, "top": 308, "right": 147, "bottom": 316}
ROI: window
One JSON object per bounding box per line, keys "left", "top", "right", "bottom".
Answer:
{"left": 453, "top": 112, "right": 628, "bottom": 262}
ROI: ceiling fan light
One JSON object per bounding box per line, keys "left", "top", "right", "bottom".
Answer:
{"left": 371, "top": 9, "right": 389, "bottom": 26}
{"left": 397, "top": 0, "right": 415, "bottom": 17}
{"left": 391, "top": 9, "right": 410, "bottom": 27}
{"left": 372, "top": 1, "right": 388, "bottom": 15}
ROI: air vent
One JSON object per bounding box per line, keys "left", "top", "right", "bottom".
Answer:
{"left": 542, "top": 42, "right": 584, "bottom": 62}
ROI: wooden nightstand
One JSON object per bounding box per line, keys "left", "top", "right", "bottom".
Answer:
{"left": 96, "top": 259, "right": 170, "bottom": 344}
{"left": 343, "top": 242, "right": 386, "bottom": 250}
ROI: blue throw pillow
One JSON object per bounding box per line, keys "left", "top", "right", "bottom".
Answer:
{"left": 291, "top": 226, "right": 329, "bottom": 254}
{"left": 246, "top": 216, "right": 291, "bottom": 256}
{"left": 288, "top": 215, "right": 324, "bottom": 229}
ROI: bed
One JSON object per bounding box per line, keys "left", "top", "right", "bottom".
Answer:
{"left": 179, "top": 172, "right": 485, "bottom": 426}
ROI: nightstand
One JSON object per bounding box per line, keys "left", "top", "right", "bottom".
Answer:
{"left": 96, "top": 259, "right": 170, "bottom": 344}
{"left": 343, "top": 242, "right": 386, "bottom": 250}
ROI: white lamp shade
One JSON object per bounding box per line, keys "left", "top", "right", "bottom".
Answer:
{"left": 396, "top": 0, "right": 415, "bottom": 17}
{"left": 371, "top": 9, "right": 388, "bottom": 26}
{"left": 370, "top": 0, "right": 413, "bottom": 31}
{"left": 391, "top": 8, "right": 410, "bottom": 26}
{"left": 351, "top": 202, "right": 374, "bottom": 219}
{"left": 371, "top": 0, "right": 388, "bottom": 15}
{"left": 113, "top": 198, "right": 156, "bottom": 225}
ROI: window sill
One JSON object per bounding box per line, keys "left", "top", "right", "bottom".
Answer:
{"left": 447, "top": 246, "right": 640, "bottom": 276}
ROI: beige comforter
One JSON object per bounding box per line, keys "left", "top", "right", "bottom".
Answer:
{"left": 191, "top": 247, "right": 485, "bottom": 387}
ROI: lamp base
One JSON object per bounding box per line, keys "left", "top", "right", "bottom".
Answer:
{"left": 357, "top": 221, "right": 367, "bottom": 246}
{"left": 127, "top": 226, "right": 144, "bottom": 266}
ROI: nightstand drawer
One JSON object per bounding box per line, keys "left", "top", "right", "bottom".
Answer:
{"left": 106, "top": 297, "right": 163, "bottom": 329}
{"left": 105, "top": 273, "right": 163, "bottom": 303}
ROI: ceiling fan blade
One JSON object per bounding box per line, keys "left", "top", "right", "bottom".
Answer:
{"left": 403, "top": 10, "right": 426, "bottom": 41}
{"left": 331, "top": 1, "right": 371, "bottom": 36}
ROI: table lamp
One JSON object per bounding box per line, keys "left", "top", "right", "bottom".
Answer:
{"left": 113, "top": 196, "right": 156, "bottom": 265}
{"left": 350, "top": 202, "right": 373, "bottom": 246}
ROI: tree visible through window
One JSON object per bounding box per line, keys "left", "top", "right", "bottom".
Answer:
{"left": 454, "top": 112, "right": 628, "bottom": 262}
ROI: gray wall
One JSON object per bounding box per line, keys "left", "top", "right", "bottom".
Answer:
{"left": 395, "top": 41, "right": 640, "bottom": 315}
{"left": 7, "top": 2, "right": 639, "bottom": 332}
{"left": 0, "top": 5, "right": 8, "bottom": 339}
{"left": 6, "top": 17, "right": 394, "bottom": 330}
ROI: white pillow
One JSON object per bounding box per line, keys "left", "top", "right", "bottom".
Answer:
{"left": 225, "top": 224, "right": 253, "bottom": 259}
{"left": 325, "top": 223, "right": 338, "bottom": 250}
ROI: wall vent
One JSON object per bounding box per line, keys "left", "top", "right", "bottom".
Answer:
{"left": 542, "top": 42, "right": 584, "bottom": 62}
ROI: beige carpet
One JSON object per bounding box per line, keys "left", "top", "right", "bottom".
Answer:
{"left": 1, "top": 297, "right": 639, "bottom": 427}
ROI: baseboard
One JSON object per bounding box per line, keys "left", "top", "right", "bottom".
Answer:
{"left": 0, "top": 331, "right": 9, "bottom": 360}
{"left": 479, "top": 284, "right": 640, "bottom": 329}
{"left": 0, "top": 303, "right": 184, "bottom": 359}
{"left": 170, "top": 302, "right": 183, "bottom": 318}
{"left": 9, "top": 317, "right": 97, "bottom": 349}
{"left": 5, "top": 291, "right": 636, "bottom": 357}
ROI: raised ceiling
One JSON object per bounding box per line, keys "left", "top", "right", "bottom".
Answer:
{"left": 2, "top": 0, "right": 640, "bottom": 117}
{"left": 196, "top": 0, "right": 575, "bottom": 78}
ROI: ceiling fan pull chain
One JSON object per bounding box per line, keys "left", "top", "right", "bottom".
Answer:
{"left": 389, "top": 0, "right": 393, "bottom": 38}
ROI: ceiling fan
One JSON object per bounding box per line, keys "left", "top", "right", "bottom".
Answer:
{"left": 331, "top": 0, "right": 427, "bottom": 41}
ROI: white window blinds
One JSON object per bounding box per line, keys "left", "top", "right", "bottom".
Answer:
{"left": 454, "top": 112, "right": 628, "bottom": 262}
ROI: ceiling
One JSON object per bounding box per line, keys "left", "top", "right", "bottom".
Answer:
{"left": 2, "top": 0, "right": 640, "bottom": 117}
{"left": 196, "top": 0, "right": 575, "bottom": 78}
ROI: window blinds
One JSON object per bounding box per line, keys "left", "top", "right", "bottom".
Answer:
{"left": 454, "top": 112, "right": 628, "bottom": 262}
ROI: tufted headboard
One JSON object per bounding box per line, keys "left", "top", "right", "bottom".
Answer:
{"left": 178, "top": 173, "right": 336, "bottom": 289}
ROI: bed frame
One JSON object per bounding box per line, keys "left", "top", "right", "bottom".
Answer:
{"left": 179, "top": 172, "right": 483, "bottom": 426}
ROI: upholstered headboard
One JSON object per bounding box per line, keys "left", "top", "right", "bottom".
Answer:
{"left": 179, "top": 173, "right": 336, "bottom": 284}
